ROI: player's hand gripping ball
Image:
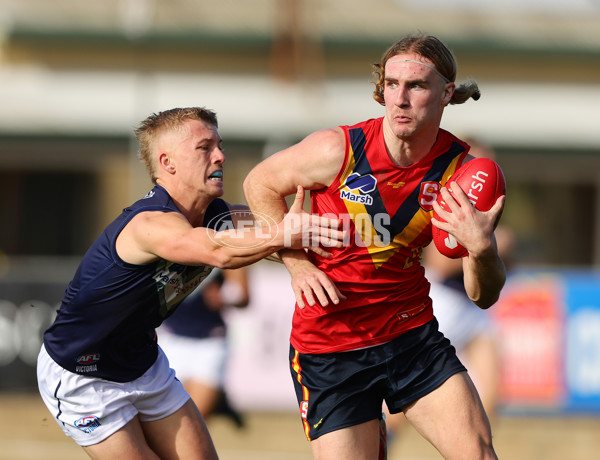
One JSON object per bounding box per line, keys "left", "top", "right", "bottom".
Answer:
{"left": 432, "top": 158, "right": 506, "bottom": 258}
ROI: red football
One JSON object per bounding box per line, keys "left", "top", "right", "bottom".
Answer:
{"left": 432, "top": 157, "right": 506, "bottom": 258}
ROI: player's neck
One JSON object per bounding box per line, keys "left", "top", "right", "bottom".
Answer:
{"left": 381, "top": 116, "right": 440, "bottom": 167}
{"left": 384, "top": 130, "right": 438, "bottom": 167}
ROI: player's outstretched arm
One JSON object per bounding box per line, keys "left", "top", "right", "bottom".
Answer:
{"left": 116, "top": 186, "right": 344, "bottom": 269}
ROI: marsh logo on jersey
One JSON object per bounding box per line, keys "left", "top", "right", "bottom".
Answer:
{"left": 74, "top": 416, "right": 101, "bottom": 433}
{"left": 340, "top": 173, "right": 377, "bottom": 206}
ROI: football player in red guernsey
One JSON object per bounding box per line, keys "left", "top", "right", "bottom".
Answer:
{"left": 244, "top": 34, "right": 505, "bottom": 460}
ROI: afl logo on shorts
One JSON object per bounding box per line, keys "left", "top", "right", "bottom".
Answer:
{"left": 74, "top": 416, "right": 101, "bottom": 433}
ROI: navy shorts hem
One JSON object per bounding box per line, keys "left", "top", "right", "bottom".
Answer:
{"left": 386, "top": 364, "right": 466, "bottom": 414}
{"left": 289, "top": 318, "right": 465, "bottom": 441}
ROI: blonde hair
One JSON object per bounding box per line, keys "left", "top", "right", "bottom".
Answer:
{"left": 134, "top": 107, "right": 218, "bottom": 183}
{"left": 372, "top": 34, "right": 480, "bottom": 106}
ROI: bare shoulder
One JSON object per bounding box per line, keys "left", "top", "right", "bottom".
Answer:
{"left": 289, "top": 127, "right": 346, "bottom": 188}
{"left": 128, "top": 209, "right": 188, "bottom": 230}
{"left": 116, "top": 210, "right": 189, "bottom": 264}
{"left": 303, "top": 127, "right": 346, "bottom": 152}
{"left": 247, "top": 127, "right": 346, "bottom": 193}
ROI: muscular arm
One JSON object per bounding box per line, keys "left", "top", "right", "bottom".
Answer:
{"left": 116, "top": 208, "right": 285, "bottom": 269}
{"left": 244, "top": 128, "right": 345, "bottom": 220}
{"left": 461, "top": 236, "right": 506, "bottom": 308}
{"left": 243, "top": 127, "right": 347, "bottom": 307}
{"left": 116, "top": 186, "right": 342, "bottom": 270}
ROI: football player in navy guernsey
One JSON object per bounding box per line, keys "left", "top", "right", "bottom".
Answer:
{"left": 37, "top": 107, "right": 345, "bottom": 460}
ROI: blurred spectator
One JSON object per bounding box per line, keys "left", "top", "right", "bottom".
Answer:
{"left": 159, "top": 267, "right": 249, "bottom": 427}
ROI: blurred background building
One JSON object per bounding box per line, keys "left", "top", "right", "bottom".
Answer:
{"left": 1, "top": 0, "right": 600, "bottom": 265}
{"left": 0, "top": 0, "right": 599, "bottom": 414}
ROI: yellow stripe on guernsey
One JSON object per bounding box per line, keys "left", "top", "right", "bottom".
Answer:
{"left": 339, "top": 145, "right": 391, "bottom": 267}
{"left": 440, "top": 154, "right": 464, "bottom": 187}
{"left": 339, "top": 146, "right": 463, "bottom": 269}
{"left": 390, "top": 154, "right": 464, "bottom": 250}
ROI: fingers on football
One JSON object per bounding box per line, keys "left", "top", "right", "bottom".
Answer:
{"left": 445, "top": 182, "right": 471, "bottom": 210}
{"left": 490, "top": 194, "right": 506, "bottom": 214}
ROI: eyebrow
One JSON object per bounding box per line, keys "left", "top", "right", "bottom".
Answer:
{"left": 385, "top": 76, "right": 430, "bottom": 86}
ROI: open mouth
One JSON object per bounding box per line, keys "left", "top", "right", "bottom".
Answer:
{"left": 209, "top": 171, "right": 223, "bottom": 181}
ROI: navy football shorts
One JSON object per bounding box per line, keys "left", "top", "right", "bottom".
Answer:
{"left": 289, "top": 318, "right": 466, "bottom": 440}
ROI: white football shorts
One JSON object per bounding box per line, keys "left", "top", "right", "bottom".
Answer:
{"left": 157, "top": 329, "right": 228, "bottom": 387}
{"left": 36, "top": 344, "right": 190, "bottom": 446}
{"left": 430, "top": 281, "right": 496, "bottom": 351}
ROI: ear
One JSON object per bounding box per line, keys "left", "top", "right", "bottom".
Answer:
{"left": 442, "top": 82, "right": 455, "bottom": 106}
{"left": 159, "top": 152, "right": 176, "bottom": 174}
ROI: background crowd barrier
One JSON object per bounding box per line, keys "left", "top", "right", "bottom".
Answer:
{"left": 1, "top": 262, "right": 600, "bottom": 415}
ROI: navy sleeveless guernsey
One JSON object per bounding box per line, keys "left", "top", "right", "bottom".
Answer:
{"left": 43, "top": 185, "right": 230, "bottom": 382}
